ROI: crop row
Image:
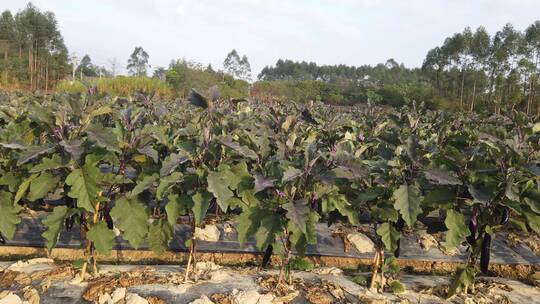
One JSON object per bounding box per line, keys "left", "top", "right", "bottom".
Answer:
{"left": 0, "top": 91, "right": 539, "bottom": 295}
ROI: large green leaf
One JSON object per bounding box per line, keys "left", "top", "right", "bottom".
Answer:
{"left": 15, "top": 174, "right": 38, "bottom": 204}
{"left": 0, "top": 191, "right": 21, "bottom": 239}
{"left": 27, "top": 172, "right": 60, "bottom": 202}
{"left": 207, "top": 170, "right": 234, "bottom": 212}
{"left": 17, "top": 146, "right": 54, "bottom": 166}
{"left": 220, "top": 137, "right": 258, "bottom": 160}
{"left": 393, "top": 184, "right": 422, "bottom": 227}
{"left": 255, "top": 215, "right": 282, "bottom": 250}
{"left": 237, "top": 207, "right": 265, "bottom": 246}
{"left": 444, "top": 210, "right": 470, "bottom": 251}
{"left": 86, "top": 124, "right": 120, "bottom": 153}
{"left": 0, "top": 172, "right": 20, "bottom": 192}
{"left": 283, "top": 199, "right": 309, "bottom": 234}
{"left": 87, "top": 221, "right": 116, "bottom": 256}
{"left": 376, "top": 222, "right": 400, "bottom": 252}
{"left": 130, "top": 174, "right": 158, "bottom": 197}
{"left": 110, "top": 197, "right": 149, "bottom": 249}
{"left": 322, "top": 192, "right": 359, "bottom": 225}
{"left": 424, "top": 168, "right": 461, "bottom": 185}
{"left": 160, "top": 153, "right": 189, "bottom": 177}
{"left": 65, "top": 162, "right": 101, "bottom": 213}
{"left": 42, "top": 206, "right": 68, "bottom": 251}
{"left": 148, "top": 219, "right": 173, "bottom": 256}
{"left": 165, "top": 194, "right": 192, "bottom": 226}
{"left": 29, "top": 154, "right": 67, "bottom": 173}
{"left": 156, "top": 172, "right": 183, "bottom": 200}
{"left": 192, "top": 191, "right": 212, "bottom": 226}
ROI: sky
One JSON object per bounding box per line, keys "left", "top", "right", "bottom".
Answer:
{"left": 3, "top": 0, "right": 540, "bottom": 78}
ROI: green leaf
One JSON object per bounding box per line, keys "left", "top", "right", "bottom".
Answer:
{"left": 156, "top": 172, "right": 183, "bottom": 200}
{"left": 322, "top": 192, "right": 359, "bottom": 225}
{"left": 393, "top": 184, "right": 422, "bottom": 227}
{"left": 0, "top": 172, "right": 20, "bottom": 192}
{"left": 87, "top": 221, "right": 115, "bottom": 256}
{"left": 444, "top": 210, "right": 470, "bottom": 251}
{"left": 192, "top": 191, "right": 212, "bottom": 226}
{"left": 27, "top": 172, "right": 60, "bottom": 202}
{"left": 0, "top": 191, "right": 21, "bottom": 239}
{"left": 29, "top": 154, "right": 66, "bottom": 173}
{"left": 110, "top": 197, "right": 149, "bottom": 249}
{"left": 376, "top": 222, "right": 400, "bottom": 252}
{"left": 207, "top": 170, "right": 234, "bottom": 212}
{"left": 255, "top": 215, "right": 282, "bottom": 250}
{"left": 65, "top": 163, "right": 101, "bottom": 213}
{"left": 86, "top": 124, "right": 120, "bottom": 153}
{"left": 42, "top": 206, "right": 68, "bottom": 251}
{"left": 467, "top": 184, "right": 495, "bottom": 204}
{"left": 237, "top": 207, "right": 264, "bottom": 246}
{"left": 525, "top": 212, "right": 540, "bottom": 234}
{"left": 138, "top": 146, "right": 159, "bottom": 163}
{"left": 424, "top": 168, "right": 461, "bottom": 185}
{"left": 165, "top": 194, "right": 192, "bottom": 226}
{"left": 160, "top": 153, "right": 189, "bottom": 177}
{"left": 220, "top": 137, "right": 258, "bottom": 160}
{"left": 148, "top": 219, "right": 173, "bottom": 256}
{"left": 130, "top": 174, "right": 158, "bottom": 197}
{"left": 283, "top": 199, "right": 309, "bottom": 234}
{"left": 447, "top": 266, "right": 475, "bottom": 297}
{"left": 282, "top": 166, "right": 303, "bottom": 183}
{"left": 17, "top": 146, "right": 54, "bottom": 166}
{"left": 15, "top": 174, "right": 38, "bottom": 204}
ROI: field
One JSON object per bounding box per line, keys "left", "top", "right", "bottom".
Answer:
{"left": 0, "top": 90, "right": 539, "bottom": 303}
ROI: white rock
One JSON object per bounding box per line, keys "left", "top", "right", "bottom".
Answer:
{"left": 111, "top": 287, "right": 126, "bottom": 303}
{"left": 98, "top": 293, "right": 113, "bottom": 304}
{"left": 231, "top": 289, "right": 274, "bottom": 304}
{"left": 189, "top": 295, "right": 214, "bottom": 304}
{"left": 195, "top": 261, "right": 222, "bottom": 273}
{"left": 210, "top": 270, "right": 235, "bottom": 282}
{"left": 347, "top": 233, "right": 375, "bottom": 253}
{"left": 312, "top": 267, "right": 343, "bottom": 276}
{"left": 7, "top": 258, "right": 54, "bottom": 273}
{"left": 418, "top": 231, "right": 438, "bottom": 251}
{"left": 0, "top": 293, "right": 22, "bottom": 304}
{"left": 125, "top": 293, "right": 148, "bottom": 304}
{"left": 194, "top": 225, "right": 221, "bottom": 242}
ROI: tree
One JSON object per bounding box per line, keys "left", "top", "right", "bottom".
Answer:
{"left": 78, "top": 54, "right": 98, "bottom": 78}
{"left": 127, "top": 46, "right": 149, "bottom": 77}
{"left": 223, "top": 49, "right": 251, "bottom": 81}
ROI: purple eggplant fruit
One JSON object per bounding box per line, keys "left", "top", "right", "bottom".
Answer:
{"left": 262, "top": 245, "right": 273, "bottom": 268}
{"left": 466, "top": 209, "right": 478, "bottom": 245}
{"left": 65, "top": 215, "right": 75, "bottom": 231}
{"left": 395, "top": 217, "right": 405, "bottom": 231}
{"left": 394, "top": 239, "right": 401, "bottom": 258}
{"left": 0, "top": 233, "right": 5, "bottom": 244}
{"left": 500, "top": 207, "right": 509, "bottom": 225}
{"left": 104, "top": 209, "right": 114, "bottom": 229}
{"left": 480, "top": 233, "right": 491, "bottom": 274}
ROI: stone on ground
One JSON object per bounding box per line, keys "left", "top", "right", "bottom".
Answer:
{"left": 347, "top": 232, "right": 375, "bottom": 253}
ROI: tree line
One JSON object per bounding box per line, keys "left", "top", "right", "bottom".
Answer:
{"left": 0, "top": 3, "right": 69, "bottom": 90}
{"left": 423, "top": 23, "right": 540, "bottom": 114}
{"left": 257, "top": 22, "right": 540, "bottom": 113}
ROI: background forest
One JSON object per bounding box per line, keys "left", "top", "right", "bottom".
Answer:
{"left": 1, "top": 3, "right": 540, "bottom": 114}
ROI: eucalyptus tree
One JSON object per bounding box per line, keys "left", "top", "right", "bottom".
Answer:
{"left": 127, "top": 47, "right": 150, "bottom": 77}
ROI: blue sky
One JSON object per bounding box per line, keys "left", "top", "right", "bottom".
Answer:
{"left": 3, "top": 0, "right": 540, "bottom": 78}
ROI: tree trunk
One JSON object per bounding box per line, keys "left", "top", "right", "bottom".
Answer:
{"left": 460, "top": 67, "right": 465, "bottom": 110}
{"left": 470, "top": 78, "right": 477, "bottom": 113}
{"left": 45, "top": 58, "right": 49, "bottom": 92}
{"left": 527, "top": 77, "right": 534, "bottom": 115}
